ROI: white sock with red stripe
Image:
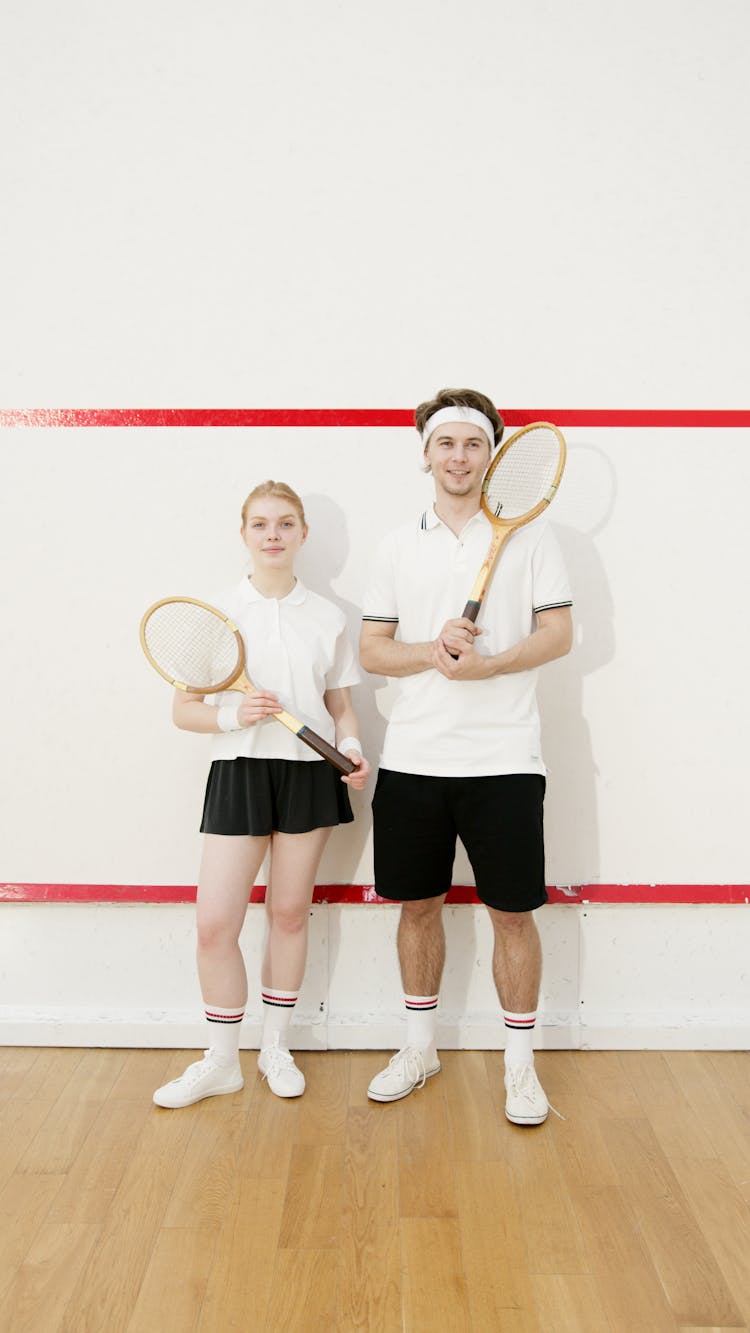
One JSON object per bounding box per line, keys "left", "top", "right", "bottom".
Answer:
{"left": 404, "top": 993, "right": 439, "bottom": 1051}
{"left": 261, "top": 988, "right": 298, "bottom": 1051}
{"left": 503, "top": 1010, "right": 536, "bottom": 1068}
{"left": 205, "top": 1004, "right": 245, "bottom": 1065}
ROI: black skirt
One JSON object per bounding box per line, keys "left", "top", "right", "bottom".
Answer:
{"left": 200, "top": 756, "right": 354, "bottom": 836}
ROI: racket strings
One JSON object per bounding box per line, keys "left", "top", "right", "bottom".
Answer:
{"left": 143, "top": 602, "right": 240, "bottom": 688}
{"left": 485, "top": 430, "right": 562, "bottom": 519}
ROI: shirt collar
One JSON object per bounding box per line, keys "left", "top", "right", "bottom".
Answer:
{"left": 237, "top": 575, "right": 307, "bottom": 606}
{"left": 419, "top": 506, "right": 488, "bottom": 536}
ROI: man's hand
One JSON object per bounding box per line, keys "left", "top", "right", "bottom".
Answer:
{"left": 431, "top": 620, "right": 491, "bottom": 680}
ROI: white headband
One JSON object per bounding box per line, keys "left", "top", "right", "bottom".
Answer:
{"left": 422, "top": 405, "right": 496, "bottom": 449}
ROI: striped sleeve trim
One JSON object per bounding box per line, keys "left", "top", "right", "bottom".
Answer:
{"left": 362, "top": 614, "right": 399, "bottom": 623}
{"left": 533, "top": 600, "right": 573, "bottom": 613}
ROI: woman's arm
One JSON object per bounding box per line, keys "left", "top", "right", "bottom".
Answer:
{"left": 323, "top": 686, "right": 372, "bottom": 789}
{"left": 172, "top": 687, "right": 282, "bottom": 732}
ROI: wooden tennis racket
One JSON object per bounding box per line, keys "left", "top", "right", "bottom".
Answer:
{"left": 458, "top": 421, "right": 567, "bottom": 627}
{"left": 139, "top": 596, "right": 356, "bottom": 775}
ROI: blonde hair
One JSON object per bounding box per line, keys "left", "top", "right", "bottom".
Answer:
{"left": 241, "top": 480, "right": 307, "bottom": 529}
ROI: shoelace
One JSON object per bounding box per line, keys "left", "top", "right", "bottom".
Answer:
{"left": 261, "top": 1045, "right": 297, "bottom": 1081}
{"left": 389, "top": 1046, "right": 428, "bottom": 1090}
{"left": 507, "top": 1064, "right": 565, "bottom": 1121}
{"left": 172, "top": 1052, "right": 220, "bottom": 1087}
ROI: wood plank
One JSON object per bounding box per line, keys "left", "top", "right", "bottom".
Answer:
{"left": 0, "top": 1099, "right": 57, "bottom": 1192}
{"left": 0, "top": 1172, "right": 65, "bottom": 1303}
{"left": 236, "top": 1083, "right": 299, "bottom": 1178}
{"left": 570, "top": 1050, "right": 645, "bottom": 1118}
{"left": 54, "top": 1048, "right": 129, "bottom": 1102}
{"left": 552, "top": 1098, "right": 678, "bottom": 1331}
{"left": 3, "top": 1222, "right": 99, "bottom": 1333}
{"left": 401, "top": 1217, "right": 471, "bottom": 1332}
{"left": 601, "top": 1116, "right": 744, "bottom": 1327}
{"left": 106, "top": 1048, "right": 176, "bottom": 1102}
{"left": 531, "top": 1274, "right": 612, "bottom": 1331}
{"left": 289, "top": 1050, "right": 350, "bottom": 1145}
{"left": 670, "top": 1153, "right": 750, "bottom": 1327}
{"left": 277, "top": 1142, "right": 344, "bottom": 1249}
{"left": 0, "top": 1049, "right": 42, "bottom": 1106}
{"left": 197, "top": 1177, "right": 285, "bottom": 1333}
{"left": 707, "top": 1051, "right": 750, "bottom": 1113}
{"left": 621, "top": 1051, "right": 717, "bottom": 1162}
{"left": 264, "top": 1248, "right": 339, "bottom": 1333}
{"left": 336, "top": 1106, "right": 401, "bottom": 1332}
{"left": 15, "top": 1098, "right": 102, "bottom": 1176}
{"left": 162, "top": 1096, "right": 247, "bottom": 1229}
{"left": 665, "top": 1051, "right": 750, "bottom": 1206}
{"left": 442, "top": 1050, "right": 504, "bottom": 1163}
{"left": 455, "top": 1159, "right": 538, "bottom": 1331}
{"left": 59, "top": 1103, "right": 196, "bottom": 1333}
{"left": 561, "top": 1181, "right": 679, "bottom": 1332}
{"left": 125, "top": 1226, "right": 217, "bottom": 1333}
{"left": 10, "top": 1048, "right": 85, "bottom": 1102}
{"left": 397, "top": 1075, "right": 457, "bottom": 1219}
{"left": 346, "top": 1051, "right": 383, "bottom": 1108}
{"left": 503, "top": 1122, "right": 588, "bottom": 1276}
{"left": 45, "top": 1099, "right": 151, "bottom": 1223}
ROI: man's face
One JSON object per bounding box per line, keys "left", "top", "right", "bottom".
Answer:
{"left": 424, "top": 421, "right": 492, "bottom": 500}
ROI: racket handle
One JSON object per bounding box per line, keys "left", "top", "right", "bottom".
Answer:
{"left": 448, "top": 600, "right": 482, "bottom": 660}
{"left": 297, "top": 727, "right": 356, "bottom": 775}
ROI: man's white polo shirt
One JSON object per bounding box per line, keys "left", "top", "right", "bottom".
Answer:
{"left": 208, "top": 577, "right": 359, "bottom": 762}
{"left": 362, "top": 508, "right": 571, "bottom": 777}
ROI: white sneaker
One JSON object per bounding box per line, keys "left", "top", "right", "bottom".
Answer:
{"left": 258, "top": 1036, "right": 305, "bottom": 1098}
{"left": 153, "top": 1052, "right": 243, "bottom": 1109}
{"left": 367, "top": 1046, "right": 441, "bottom": 1103}
{"left": 504, "top": 1062, "right": 549, "bottom": 1125}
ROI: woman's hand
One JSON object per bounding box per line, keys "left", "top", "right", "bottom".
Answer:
{"left": 236, "top": 689, "right": 283, "bottom": 727}
{"left": 341, "top": 752, "right": 372, "bottom": 790}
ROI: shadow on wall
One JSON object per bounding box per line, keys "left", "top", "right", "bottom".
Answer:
{"left": 538, "top": 441, "right": 617, "bottom": 887}
{"left": 297, "top": 491, "right": 385, "bottom": 885}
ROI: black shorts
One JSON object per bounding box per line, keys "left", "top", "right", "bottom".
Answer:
{"left": 200, "top": 757, "right": 353, "bottom": 836}
{"left": 372, "top": 769, "right": 547, "bottom": 913}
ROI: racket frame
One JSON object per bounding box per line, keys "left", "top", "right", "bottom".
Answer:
{"left": 461, "top": 421, "right": 566, "bottom": 623}
{"left": 139, "top": 595, "right": 356, "bottom": 775}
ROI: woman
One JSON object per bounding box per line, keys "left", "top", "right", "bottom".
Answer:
{"left": 154, "top": 481, "right": 369, "bottom": 1107}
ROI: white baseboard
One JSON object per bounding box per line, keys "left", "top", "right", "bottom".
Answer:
{"left": 1, "top": 1008, "right": 747, "bottom": 1050}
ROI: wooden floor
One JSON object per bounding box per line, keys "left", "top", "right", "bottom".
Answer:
{"left": 1, "top": 1048, "right": 749, "bottom": 1332}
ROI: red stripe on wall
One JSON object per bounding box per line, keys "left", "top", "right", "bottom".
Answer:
{"left": 1, "top": 409, "right": 749, "bottom": 429}
{"left": 1, "top": 883, "right": 748, "bottom": 905}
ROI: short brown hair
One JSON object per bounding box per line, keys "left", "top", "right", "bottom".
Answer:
{"left": 241, "top": 480, "right": 307, "bottom": 529}
{"left": 415, "top": 387, "right": 504, "bottom": 449}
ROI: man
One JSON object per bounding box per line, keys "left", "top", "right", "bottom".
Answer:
{"left": 360, "top": 387, "right": 572, "bottom": 1125}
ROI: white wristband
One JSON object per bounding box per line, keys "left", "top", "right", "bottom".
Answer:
{"left": 339, "top": 735, "right": 362, "bottom": 756}
{"left": 217, "top": 705, "right": 242, "bottom": 733}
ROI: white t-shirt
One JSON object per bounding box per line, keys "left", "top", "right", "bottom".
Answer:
{"left": 208, "top": 577, "right": 360, "bottom": 762}
{"left": 362, "top": 509, "right": 571, "bottom": 777}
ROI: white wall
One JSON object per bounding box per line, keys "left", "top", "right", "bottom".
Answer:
{"left": 1, "top": 1, "right": 748, "bottom": 1046}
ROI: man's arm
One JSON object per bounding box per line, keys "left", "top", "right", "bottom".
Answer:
{"left": 433, "top": 605, "right": 573, "bottom": 680}
{"left": 359, "top": 620, "right": 435, "bottom": 678}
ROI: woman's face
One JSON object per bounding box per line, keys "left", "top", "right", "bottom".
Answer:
{"left": 241, "top": 495, "right": 307, "bottom": 570}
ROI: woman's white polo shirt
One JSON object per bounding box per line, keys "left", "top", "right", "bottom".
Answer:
{"left": 208, "top": 577, "right": 359, "bottom": 762}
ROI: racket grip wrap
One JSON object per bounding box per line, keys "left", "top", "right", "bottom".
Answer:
{"left": 298, "top": 728, "right": 356, "bottom": 775}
